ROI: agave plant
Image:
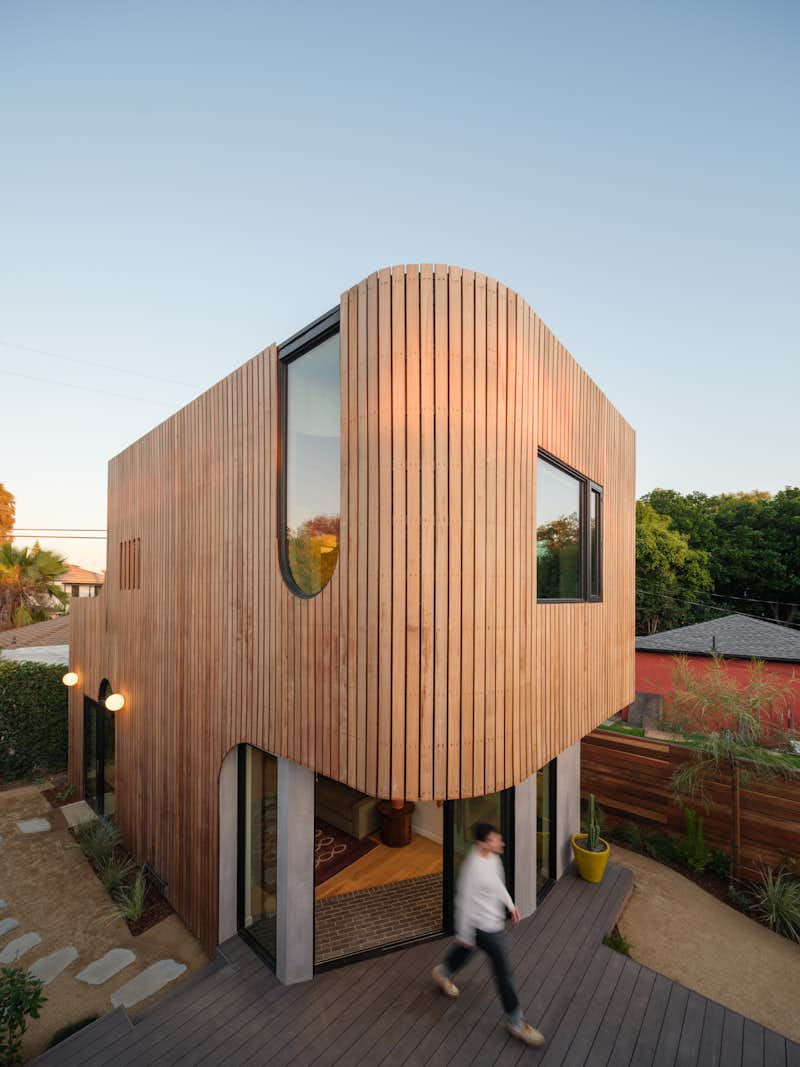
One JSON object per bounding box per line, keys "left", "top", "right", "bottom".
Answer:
{"left": 748, "top": 863, "right": 800, "bottom": 942}
{"left": 97, "top": 854, "right": 137, "bottom": 896}
{"left": 106, "top": 869, "right": 149, "bottom": 924}
{"left": 72, "top": 817, "right": 120, "bottom": 865}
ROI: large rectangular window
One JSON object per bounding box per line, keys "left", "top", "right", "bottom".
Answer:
{"left": 536, "top": 452, "right": 602, "bottom": 602}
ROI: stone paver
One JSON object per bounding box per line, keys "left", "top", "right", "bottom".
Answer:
{"left": 0, "top": 899, "right": 6, "bottom": 909}
{"left": 76, "top": 948, "right": 136, "bottom": 985}
{"left": 17, "top": 818, "right": 51, "bottom": 834}
{"left": 28, "top": 946, "right": 79, "bottom": 985}
{"left": 0, "top": 917, "right": 20, "bottom": 936}
{"left": 60, "top": 800, "right": 95, "bottom": 829}
{"left": 0, "top": 932, "right": 42, "bottom": 963}
{"left": 110, "top": 959, "right": 187, "bottom": 1009}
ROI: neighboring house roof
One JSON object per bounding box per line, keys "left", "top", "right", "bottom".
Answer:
{"left": 0, "top": 615, "right": 70, "bottom": 649}
{"left": 58, "top": 564, "right": 104, "bottom": 586}
{"left": 636, "top": 613, "right": 800, "bottom": 663}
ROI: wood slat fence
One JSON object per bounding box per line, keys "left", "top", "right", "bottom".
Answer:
{"left": 581, "top": 730, "right": 800, "bottom": 877}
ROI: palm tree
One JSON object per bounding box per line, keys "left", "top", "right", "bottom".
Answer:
{"left": 0, "top": 541, "right": 68, "bottom": 628}
{"left": 666, "top": 655, "right": 799, "bottom": 879}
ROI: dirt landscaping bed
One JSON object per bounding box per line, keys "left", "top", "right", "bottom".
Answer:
{"left": 0, "top": 784, "right": 209, "bottom": 1062}
{"left": 614, "top": 844, "right": 800, "bottom": 1044}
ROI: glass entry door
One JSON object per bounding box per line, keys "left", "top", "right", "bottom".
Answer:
{"left": 237, "top": 745, "right": 278, "bottom": 967}
{"left": 445, "top": 789, "right": 515, "bottom": 932}
{"left": 83, "top": 697, "right": 99, "bottom": 810}
{"left": 83, "top": 696, "right": 115, "bottom": 817}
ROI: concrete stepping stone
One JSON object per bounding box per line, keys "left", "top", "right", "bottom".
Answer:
{"left": 0, "top": 899, "right": 6, "bottom": 909}
{"left": 76, "top": 948, "right": 136, "bottom": 985}
{"left": 28, "top": 946, "right": 78, "bottom": 985}
{"left": 0, "top": 932, "right": 42, "bottom": 963}
{"left": 61, "top": 800, "right": 95, "bottom": 829}
{"left": 17, "top": 818, "right": 51, "bottom": 834}
{"left": 0, "top": 918, "right": 20, "bottom": 937}
{"left": 110, "top": 959, "right": 187, "bottom": 1009}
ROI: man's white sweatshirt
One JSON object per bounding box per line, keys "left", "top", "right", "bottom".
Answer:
{"left": 455, "top": 847, "right": 515, "bottom": 945}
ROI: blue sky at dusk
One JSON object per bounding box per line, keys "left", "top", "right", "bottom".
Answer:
{"left": 1, "top": 1, "right": 798, "bottom": 572}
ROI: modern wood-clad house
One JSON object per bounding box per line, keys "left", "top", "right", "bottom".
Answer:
{"left": 68, "top": 263, "right": 635, "bottom": 983}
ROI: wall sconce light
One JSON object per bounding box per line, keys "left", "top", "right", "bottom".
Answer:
{"left": 105, "top": 693, "right": 125, "bottom": 712}
{"left": 62, "top": 672, "right": 79, "bottom": 687}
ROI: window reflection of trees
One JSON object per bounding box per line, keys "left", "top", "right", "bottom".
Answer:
{"left": 286, "top": 514, "right": 340, "bottom": 597}
{"left": 537, "top": 511, "right": 580, "bottom": 598}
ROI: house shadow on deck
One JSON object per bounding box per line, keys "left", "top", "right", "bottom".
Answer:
{"left": 32, "top": 863, "right": 799, "bottom": 1066}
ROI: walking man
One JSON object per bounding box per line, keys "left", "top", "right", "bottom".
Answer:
{"left": 432, "top": 822, "right": 545, "bottom": 1048}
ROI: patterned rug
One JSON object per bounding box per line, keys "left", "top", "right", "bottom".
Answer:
{"left": 314, "top": 818, "right": 378, "bottom": 885}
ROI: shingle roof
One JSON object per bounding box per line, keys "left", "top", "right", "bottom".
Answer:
{"left": 0, "top": 615, "right": 70, "bottom": 649}
{"left": 636, "top": 613, "right": 800, "bottom": 663}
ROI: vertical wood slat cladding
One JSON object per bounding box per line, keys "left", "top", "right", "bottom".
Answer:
{"left": 68, "top": 263, "right": 635, "bottom": 952}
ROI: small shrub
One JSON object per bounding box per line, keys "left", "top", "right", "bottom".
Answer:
{"left": 97, "top": 854, "right": 137, "bottom": 896}
{"left": 640, "top": 828, "right": 677, "bottom": 864}
{"left": 708, "top": 849, "right": 731, "bottom": 881}
{"left": 682, "top": 809, "right": 710, "bottom": 874}
{"left": 73, "top": 818, "right": 120, "bottom": 865}
{"left": 748, "top": 863, "right": 800, "bottom": 942}
{"left": 45, "top": 1014, "right": 99, "bottom": 1049}
{"left": 54, "top": 784, "right": 76, "bottom": 803}
{"left": 606, "top": 822, "right": 643, "bottom": 850}
{"left": 0, "top": 966, "right": 46, "bottom": 1066}
{"left": 104, "top": 869, "right": 148, "bottom": 924}
{"left": 727, "top": 879, "right": 751, "bottom": 912}
{"left": 603, "top": 926, "right": 631, "bottom": 955}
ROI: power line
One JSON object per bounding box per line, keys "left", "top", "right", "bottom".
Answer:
{"left": 12, "top": 528, "right": 106, "bottom": 533}
{"left": 636, "top": 586, "right": 800, "bottom": 629}
{"left": 0, "top": 339, "right": 200, "bottom": 388}
{"left": 0, "top": 367, "right": 177, "bottom": 407}
{"left": 10, "top": 533, "right": 106, "bottom": 540}
{"left": 706, "top": 589, "right": 800, "bottom": 609}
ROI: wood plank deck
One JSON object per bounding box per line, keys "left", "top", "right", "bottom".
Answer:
{"left": 32, "top": 864, "right": 799, "bottom": 1066}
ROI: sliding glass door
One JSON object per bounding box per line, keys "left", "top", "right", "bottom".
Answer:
{"left": 445, "top": 789, "right": 514, "bottom": 932}
{"left": 537, "top": 759, "right": 557, "bottom": 900}
{"left": 237, "top": 745, "right": 278, "bottom": 967}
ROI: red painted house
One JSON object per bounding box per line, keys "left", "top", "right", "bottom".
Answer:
{"left": 630, "top": 614, "right": 800, "bottom": 733}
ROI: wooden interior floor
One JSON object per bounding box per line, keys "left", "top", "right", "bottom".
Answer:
{"left": 315, "top": 832, "right": 442, "bottom": 900}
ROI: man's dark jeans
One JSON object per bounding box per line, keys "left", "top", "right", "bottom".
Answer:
{"left": 443, "top": 929, "right": 520, "bottom": 1020}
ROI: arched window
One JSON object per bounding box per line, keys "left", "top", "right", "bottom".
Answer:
{"left": 279, "top": 308, "right": 340, "bottom": 597}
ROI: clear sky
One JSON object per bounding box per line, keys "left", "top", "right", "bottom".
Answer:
{"left": 2, "top": 1, "right": 798, "bottom": 572}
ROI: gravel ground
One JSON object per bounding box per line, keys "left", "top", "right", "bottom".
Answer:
{"left": 614, "top": 844, "right": 800, "bottom": 1043}
{"left": 0, "top": 785, "right": 209, "bottom": 1062}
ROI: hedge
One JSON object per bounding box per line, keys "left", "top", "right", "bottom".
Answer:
{"left": 0, "top": 661, "right": 68, "bottom": 780}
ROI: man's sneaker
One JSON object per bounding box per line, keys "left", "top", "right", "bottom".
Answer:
{"left": 431, "top": 965, "right": 459, "bottom": 998}
{"left": 507, "top": 1021, "right": 546, "bottom": 1047}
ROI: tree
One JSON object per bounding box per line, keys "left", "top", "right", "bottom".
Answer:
{"left": 0, "top": 483, "right": 14, "bottom": 542}
{"left": 665, "top": 655, "right": 799, "bottom": 879}
{"left": 635, "top": 502, "right": 712, "bottom": 634}
{"left": 641, "top": 486, "right": 800, "bottom": 624}
{"left": 0, "top": 542, "right": 68, "bottom": 629}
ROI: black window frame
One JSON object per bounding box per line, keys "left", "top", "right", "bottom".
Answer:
{"left": 536, "top": 449, "right": 603, "bottom": 604}
{"left": 277, "top": 305, "right": 341, "bottom": 600}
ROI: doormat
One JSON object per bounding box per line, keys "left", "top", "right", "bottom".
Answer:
{"left": 314, "top": 818, "right": 378, "bottom": 886}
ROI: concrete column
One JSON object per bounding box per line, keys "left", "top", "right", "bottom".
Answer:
{"left": 555, "top": 740, "right": 581, "bottom": 878}
{"left": 513, "top": 771, "right": 538, "bottom": 919}
{"left": 218, "top": 747, "right": 239, "bottom": 944}
{"left": 276, "top": 757, "right": 315, "bottom": 985}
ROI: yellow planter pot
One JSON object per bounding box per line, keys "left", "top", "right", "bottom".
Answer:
{"left": 571, "top": 834, "right": 610, "bottom": 883}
